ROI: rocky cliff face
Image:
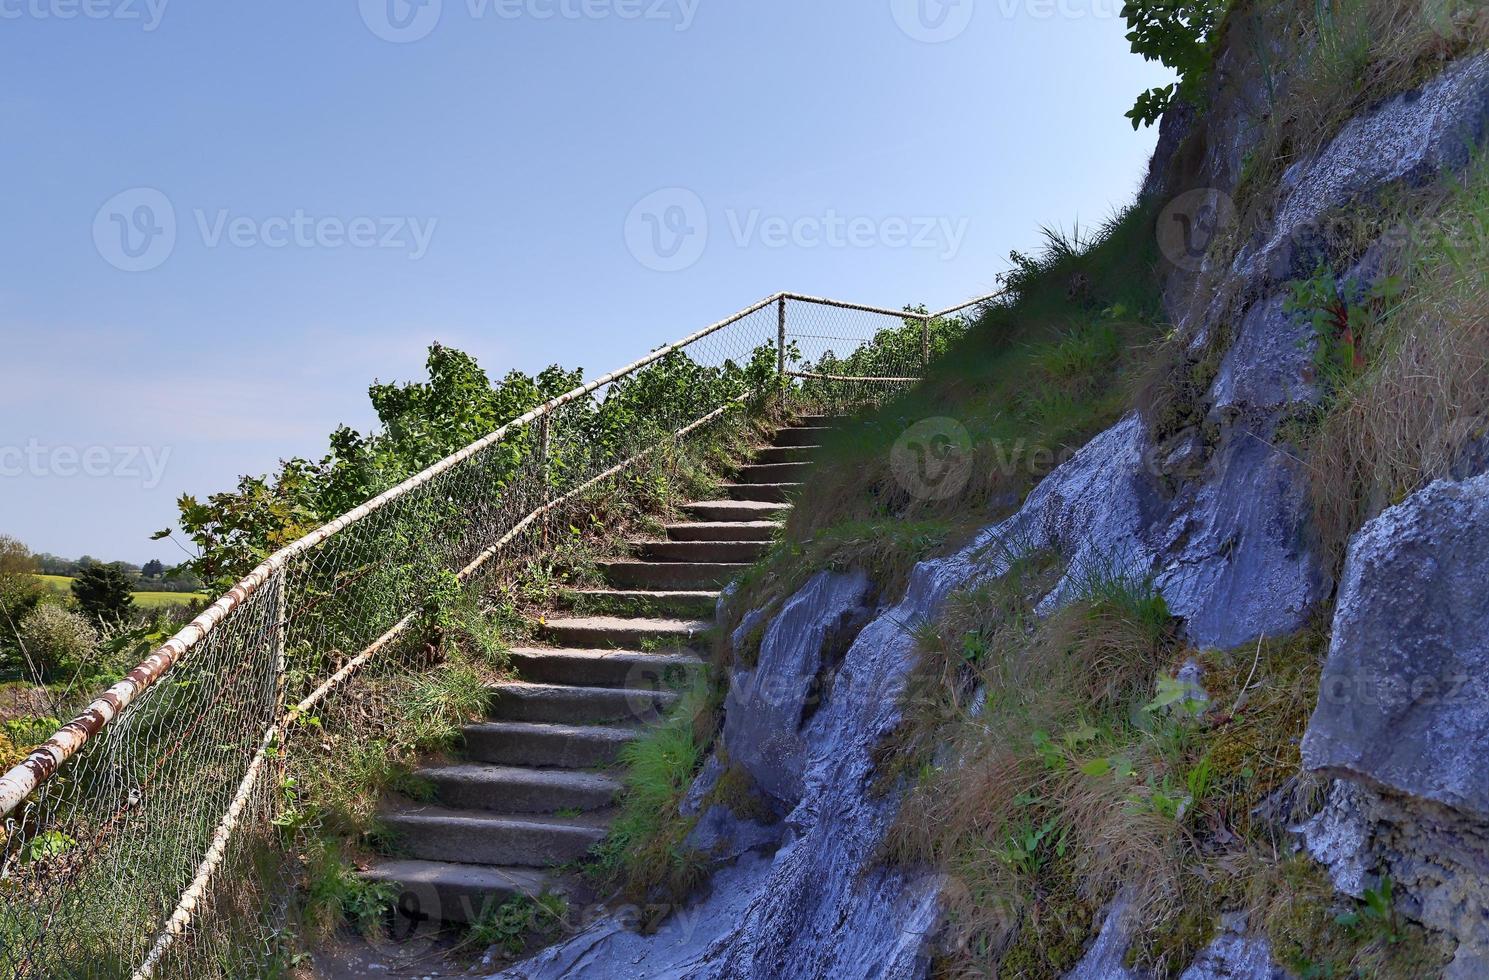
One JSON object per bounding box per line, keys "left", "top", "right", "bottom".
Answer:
{"left": 494, "top": 32, "right": 1489, "bottom": 980}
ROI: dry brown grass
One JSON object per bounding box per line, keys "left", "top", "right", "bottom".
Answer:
{"left": 1140, "top": 0, "right": 1489, "bottom": 445}
{"left": 1307, "top": 156, "right": 1489, "bottom": 567}
{"left": 1226, "top": 0, "right": 1489, "bottom": 249}
{"left": 883, "top": 557, "right": 1190, "bottom": 975}
{"left": 887, "top": 578, "right": 1456, "bottom": 978}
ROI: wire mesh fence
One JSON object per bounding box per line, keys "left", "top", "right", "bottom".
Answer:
{"left": 783, "top": 293, "right": 999, "bottom": 410}
{"left": 0, "top": 288, "right": 998, "bottom": 979}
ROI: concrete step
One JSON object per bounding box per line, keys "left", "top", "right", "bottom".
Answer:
{"left": 418, "top": 763, "right": 623, "bottom": 814}
{"left": 774, "top": 426, "right": 832, "bottom": 447}
{"left": 461, "top": 720, "right": 640, "bottom": 768}
{"left": 507, "top": 648, "right": 703, "bottom": 689}
{"left": 735, "top": 462, "right": 813, "bottom": 485}
{"left": 488, "top": 680, "right": 676, "bottom": 725}
{"left": 382, "top": 806, "right": 609, "bottom": 868}
{"left": 683, "top": 500, "right": 790, "bottom": 523}
{"left": 795, "top": 414, "right": 849, "bottom": 426}
{"left": 539, "top": 615, "right": 708, "bottom": 650}
{"left": 723, "top": 482, "right": 800, "bottom": 504}
{"left": 752, "top": 445, "right": 820, "bottom": 465}
{"left": 599, "top": 559, "right": 747, "bottom": 590}
{"left": 635, "top": 540, "right": 769, "bottom": 563}
{"left": 362, "top": 859, "right": 556, "bottom": 924}
{"left": 665, "top": 520, "right": 778, "bottom": 543}
{"left": 565, "top": 588, "right": 718, "bottom": 619}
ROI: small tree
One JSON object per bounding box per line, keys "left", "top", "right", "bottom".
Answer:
{"left": 0, "top": 534, "right": 45, "bottom": 629}
{"left": 141, "top": 559, "right": 166, "bottom": 580}
{"left": 72, "top": 562, "right": 136, "bottom": 624}
{"left": 18, "top": 604, "right": 99, "bottom": 680}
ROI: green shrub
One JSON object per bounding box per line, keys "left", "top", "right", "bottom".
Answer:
{"left": 17, "top": 604, "right": 99, "bottom": 680}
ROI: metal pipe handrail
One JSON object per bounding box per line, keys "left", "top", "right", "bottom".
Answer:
{"left": 0, "top": 286, "right": 1001, "bottom": 817}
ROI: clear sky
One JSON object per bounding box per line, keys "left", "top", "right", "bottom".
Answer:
{"left": 0, "top": 0, "right": 1171, "bottom": 565}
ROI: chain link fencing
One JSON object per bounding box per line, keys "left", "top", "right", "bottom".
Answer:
{"left": 0, "top": 289, "right": 998, "bottom": 979}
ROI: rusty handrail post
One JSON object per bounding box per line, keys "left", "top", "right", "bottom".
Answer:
{"left": 777, "top": 295, "right": 789, "bottom": 410}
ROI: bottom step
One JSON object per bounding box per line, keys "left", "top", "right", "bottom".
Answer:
{"left": 362, "top": 859, "right": 558, "bottom": 924}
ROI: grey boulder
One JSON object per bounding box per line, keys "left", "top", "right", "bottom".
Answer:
{"left": 1302, "top": 471, "right": 1489, "bottom": 818}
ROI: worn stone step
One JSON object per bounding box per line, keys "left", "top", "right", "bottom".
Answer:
{"left": 794, "top": 414, "right": 849, "bottom": 426}
{"left": 735, "top": 462, "right": 813, "bottom": 484}
{"left": 382, "top": 806, "right": 609, "bottom": 868}
{"left": 539, "top": 615, "right": 708, "bottom": 650}
{"left": 683, "top": 499, "right": 790, "bottom": 523}
{"left": 419, "top": 763, "right": 623, "bottom": 814}
{"left": 598, "top": 559, "right": 747, "bottom": 590}
{"left": 362, "top": 859, "right": 556, "bottom": 924}
{"left": 488, "top": 680, "right": 676, "bottom": 725}
{"left": 665, "top": 520, "right": 778, "bottom": 543}
{"left": 636, "top": 540, "right": 769, "bottom": 563}
{"left": 723, "top": 482, "right": 800, "bottom": 504}
{"left": 461, "top": 720, "right": 640, "bottom": 768}
{"left": 507, "top": 648, "right": 703, "bottom": 689}
{"left": 752, "top": 445, "right": 820, "bottom": 465}
{"left": 774, "top": 426, "right": 832, "bottom": 447}
{"left": 565, "top": 588, "right": 718, "bottom": 619}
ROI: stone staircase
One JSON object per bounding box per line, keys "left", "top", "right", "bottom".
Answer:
{"left": 363, "top": 415, "right": 840, "bottom": 925}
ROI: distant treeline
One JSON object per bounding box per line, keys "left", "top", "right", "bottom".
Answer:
{"left": 35, "top": 554, "right": 204, "bottom": 593}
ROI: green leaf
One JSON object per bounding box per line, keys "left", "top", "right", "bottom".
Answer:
{"left": 1079, "top": 757, "right": 1113, "bottom": 777}
{"left": 1144, "top": 674, "right": 1191, "bottom": 713}
{"left": 1062, "top": 723, "right": 1099, "bottom": 747}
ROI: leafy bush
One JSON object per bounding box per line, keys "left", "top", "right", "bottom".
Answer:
{"left": 17, "top": 604, "right": 99, "bottom": 680}
{"left": 1122, "top": 0, "right": 1231, "bottom": 128}
{"left": 167, "top": 340, "right": 778, "bottom": 589}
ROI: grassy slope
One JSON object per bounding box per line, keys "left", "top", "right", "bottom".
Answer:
{"left": 725, "top": 205, "right": 1169, "bottom": 633}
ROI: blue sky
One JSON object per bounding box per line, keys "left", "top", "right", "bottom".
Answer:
{"left": 0, "top": 0, "right": 1171, "bottom": 565}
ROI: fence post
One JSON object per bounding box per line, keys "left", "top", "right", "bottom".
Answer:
{"left": 270, "top": 568, "right": 288, "bottom": 815}
{"left": 536, "top": 414, "right": 552, "bottom": 547}
{"left": 777, "top": 295, "right": 788, "bottom": 408}
{"left": 921, "top": 313, "right": 932, "bottom": 369}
